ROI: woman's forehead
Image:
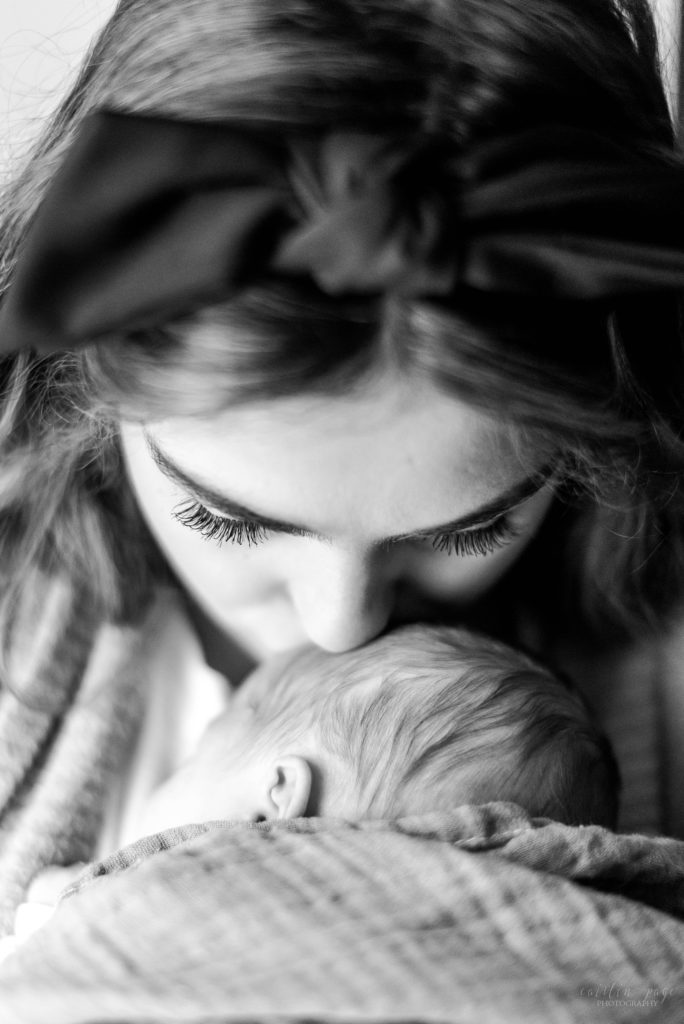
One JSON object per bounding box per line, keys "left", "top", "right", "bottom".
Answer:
{"left": 147, "top": 378, "right": 520, "bottom": 471}
{"left": 134, "top": 382, "right": 536, "bottom": 536}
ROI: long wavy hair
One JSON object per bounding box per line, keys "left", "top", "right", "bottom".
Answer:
{"left": 0, "top": 0, "right": 683, "bottom": 658}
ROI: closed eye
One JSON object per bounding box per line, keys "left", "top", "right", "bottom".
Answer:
{"left": 173, "top": 499, "right": 519, "bottom": 557}
{"left": 426, "top": 513, "right": 519, "bottom": 556}
{"left": 173, "top": 500, "right": 275, "bottom": 546}
{"left": 154, "top": 434, "right": 553, "bottom": 553}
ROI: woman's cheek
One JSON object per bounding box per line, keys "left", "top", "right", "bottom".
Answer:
{"left": 399, "top": 540, "right": 521, "bottom": 601}
{"left": 401, "top": 488, "right": 554, "bottom": 601}
{"left": 163, "top": 522, "right": 287, "bottom": 606}
{"left": 129, "top": 467, "right": 283, "bottom": 607}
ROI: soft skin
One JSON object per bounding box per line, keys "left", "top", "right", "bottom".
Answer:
{"left": 120, "top": 375, "right": 554, "bottom": 657}
{"left": 134, "top": 657, "right": 323, "bottom": 835}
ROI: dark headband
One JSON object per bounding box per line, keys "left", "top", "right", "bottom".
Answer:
{"left": 1, "top": 109, "right": 684, "bottom": 354}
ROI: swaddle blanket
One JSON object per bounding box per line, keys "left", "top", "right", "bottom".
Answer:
{"left": 0, "top": 803, "right": 683, "bottom": 1024}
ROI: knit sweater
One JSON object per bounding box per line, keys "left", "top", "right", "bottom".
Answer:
{"left": 0, "top": 576, "right": 167, "bottom": 936}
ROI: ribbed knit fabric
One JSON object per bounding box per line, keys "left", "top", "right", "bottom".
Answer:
{"left": 0, "top": 578, "right": 167, "bottom": 936}
{"left": 576, "top": 619, "right": 684, "bottom": 839}
{"left": 590, "top": 640, "right": 664, "bottom": 836}
{"left": 553, "top": 627, "right": 684, "bottom": 839}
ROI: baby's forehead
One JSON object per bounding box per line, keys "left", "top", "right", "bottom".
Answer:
{"left": 234, "top": 644, "right": 381, "bottom": 711}
{"left": 233, "top": 648, "right": 313, "bottom": 706}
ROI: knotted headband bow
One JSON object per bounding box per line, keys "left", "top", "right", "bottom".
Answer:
{"left": 1, "top": 109, "right": 684, "bottom": 354}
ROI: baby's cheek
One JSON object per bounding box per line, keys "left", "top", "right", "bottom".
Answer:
{"left": 8, "top": 864, "right": 88, "bottom": 951}
{"left": 26, "top": 864, "right": 86, "bottom": 904}
{"left": 135, "top": 769, "right": 196, "bottom": 837}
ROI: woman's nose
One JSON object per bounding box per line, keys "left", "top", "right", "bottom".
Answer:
{"left": 289, "top": 547, "right": 395, "bottom": 653}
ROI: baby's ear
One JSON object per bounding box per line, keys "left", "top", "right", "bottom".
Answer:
{"left": 268, "top": 756, "right": 312, "bottom": 819}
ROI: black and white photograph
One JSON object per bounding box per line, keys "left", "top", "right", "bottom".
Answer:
{"left": 0, "top": 2, "right": 683, "bottom": 1021}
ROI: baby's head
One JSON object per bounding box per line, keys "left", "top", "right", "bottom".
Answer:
{"left": 141, "top": 625, "right": 619, "bottom": 835}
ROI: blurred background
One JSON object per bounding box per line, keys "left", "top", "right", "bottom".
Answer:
{"left": 0, "top": 0, "right": 116, "bottom": 176}
{"left": 0, "top": 0, "right": 681, "bottom": 179}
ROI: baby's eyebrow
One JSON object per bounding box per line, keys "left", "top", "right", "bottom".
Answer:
{"left": 145, "top": 432, "right": 553, "bottom": 543}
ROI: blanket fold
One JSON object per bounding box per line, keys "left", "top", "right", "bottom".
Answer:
{"left": 0, "top": 804, "right": 682, "bottom": 1024}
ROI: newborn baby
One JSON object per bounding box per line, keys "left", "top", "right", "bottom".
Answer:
{"left": 138, "top": 622, "right": 619, "bottom": 835}
{"left": 8, "top": 623, "right": 618, "bottom": 956}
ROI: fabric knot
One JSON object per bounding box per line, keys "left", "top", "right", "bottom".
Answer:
{"left": 2, "top": 110, "right": 684, "bottom": 355}
{"left": 274, "top": 132, "right": 459, "bottom": 296}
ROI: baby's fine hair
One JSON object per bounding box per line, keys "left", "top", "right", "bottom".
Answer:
{"left": 244, "top": 624, "right": 620, "bottom": 828}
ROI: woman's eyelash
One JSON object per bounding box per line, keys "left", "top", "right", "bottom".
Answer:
{"left": 428, "top": 515, "right": 518, "bottom": 557}
{"left": 174, "top": 498, "right": 519, "bottom": 558}
{"left": 173, "top": 500, "right": 269, "bottom": 546}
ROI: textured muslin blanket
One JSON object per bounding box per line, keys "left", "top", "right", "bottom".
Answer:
{"left": 0, "top": 803, "right": 683, "bottom": 1024}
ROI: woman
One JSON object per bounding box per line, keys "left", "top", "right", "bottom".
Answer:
{"left": 0, "top": 0, "right": 683, "bottom": 944}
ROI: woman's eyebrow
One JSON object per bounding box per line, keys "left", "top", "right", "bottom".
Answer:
{"left": 145, "top": 433, "right": 552, "bottom": 542}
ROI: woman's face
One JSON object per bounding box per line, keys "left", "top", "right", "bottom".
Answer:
{"left": 120, "top": 375, "right": 554, "bottom": 656}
